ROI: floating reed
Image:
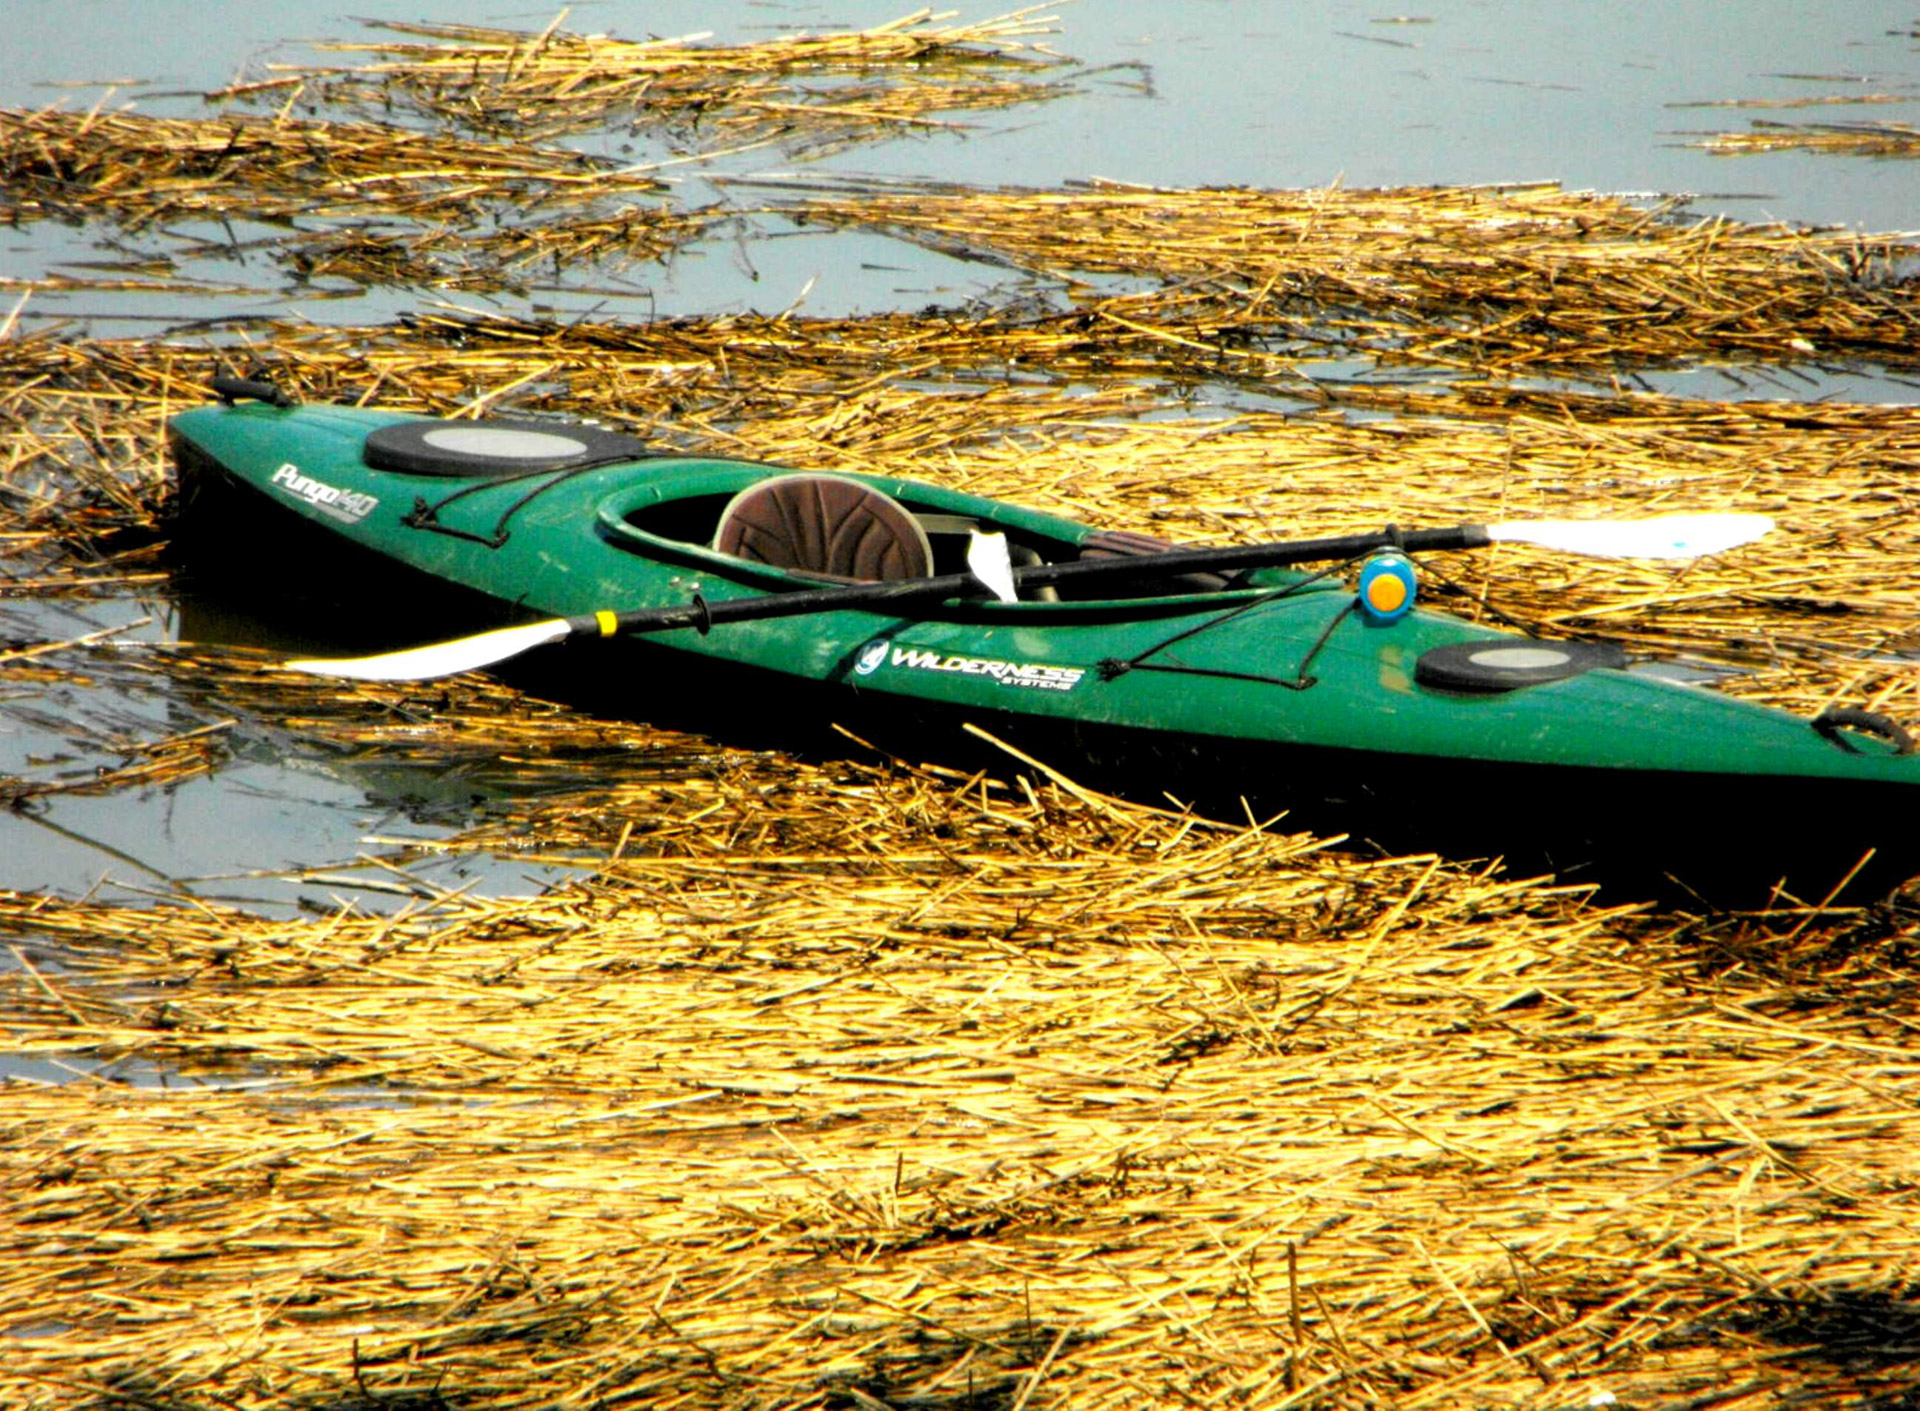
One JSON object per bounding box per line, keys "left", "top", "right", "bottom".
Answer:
{"left": 2, "top": 747, "right": 1918, "bottom": 1409}
{"left": 0, "top": 271, "right": 270, "bottom": 301}
{"left": 247, "top": 8, "right": 1077, "bottom": 149}
{"left": 1669, "top": 94, "right": 1914, "bottom": 111}
{"left": 5, "top": 27, "right": 1920, "bottom": 1402}
{"left": 1685, "top": 119, "right": 1920, "bottom": 158}
{"left": 0, "top": 717, "right": 229, "bottom": 806}
{"left": 0, "top": 105, "right": 711, "bottom": 291}
{"left": 12, "top": 93, "right": 1914, "bottom": 351}
{"left": 0, "top": 106, "right": 671, "bottom": 225}
{"left": 768, "top": 177, "right": 1920, "bottom": 376}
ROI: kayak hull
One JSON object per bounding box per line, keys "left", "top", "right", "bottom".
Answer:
{"left": 167, "top": 397, "right": 1920, "bottom": 906}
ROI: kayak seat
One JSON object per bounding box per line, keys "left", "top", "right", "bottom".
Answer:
{"left": 1079, "top": 528, "right": 1234, "bottom": 594}
{"left": 714, "top": 475, "right": 933, "bottom": 583}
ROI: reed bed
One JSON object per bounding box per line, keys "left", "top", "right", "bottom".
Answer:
{"left": 3, "top": 749, "right": 1918, "bottom": 1409}
{"left": 0, "top": 106, "right": 711, "bottom": 292}
{"left": 241, "top": 8, "right": 1076, "bottom": 149}
{"left": 2, "top": 12, "right": 1082, "bottom": 293}
{"left": 11, "top": 91, "right": 1915, "bottom": 356}
{"left": 1684, "top": 120, "right": 1920, "bottom": 159}
{"left": 769, "top": 177, "right": 1920, "bottom": 377}
{"left": 1670, "top": 94, "right": 1915, "bottom": 112}
{"left": 5, "top": 27, "right": 1920, "bottom": 1400}
{"left": 8, "top": 571, "right": 1920, "bottom": 1410}
{"left": 0, "top": 106, "right": 671, "bottom": 226}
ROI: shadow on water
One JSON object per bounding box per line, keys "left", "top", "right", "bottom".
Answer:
{"left": 1662, "top": 1288, "right": 1920, "bottom": 1408}
{"left": 64, "top": 1315, "right": 1057, "bottom": 1411}
{"left": 71, "top": 1375, "right": 1037, "bottom": 1411}
{"left": 73, "top": 1378, "right": 461, "bottom": 1411}
{"left": 1727, "top": 1288, "right": 1920, "bottom": 1372}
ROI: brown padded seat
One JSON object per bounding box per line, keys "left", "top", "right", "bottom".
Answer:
{"left": 713, "top": 474, "right": 933, "bottom": 582}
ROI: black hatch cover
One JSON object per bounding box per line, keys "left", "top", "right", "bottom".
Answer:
{"left": 1416, "top": 640, "right": 1628, "bottom": 693}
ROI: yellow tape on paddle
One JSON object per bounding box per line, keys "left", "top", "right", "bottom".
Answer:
{"left": 595, "top": 610, "right": 619, "bottom": 637}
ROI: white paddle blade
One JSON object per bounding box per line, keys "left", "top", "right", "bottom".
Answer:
{"left": 285, "top": 617, "right": 573, "bottom": 681}
{"left": 1489, "top": 512, "right": 1773, "bottom": 560}
{"left": 967, "top": 528, "right": 1019, "bottom": 604}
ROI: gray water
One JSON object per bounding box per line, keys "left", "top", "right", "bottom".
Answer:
{"left": 7, "top": 0, "right": 1920, "bottom": 327}
{"left": 2, "top": 1, "right": 1918, "bottom": 918}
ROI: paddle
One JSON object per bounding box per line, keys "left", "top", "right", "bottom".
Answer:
{"left": 285, "top": 512, "right": 1772, "bottom": 681}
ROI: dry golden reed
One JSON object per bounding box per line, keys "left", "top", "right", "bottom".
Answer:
{"left": 1685, "top": 119, "right": 1920, "bottom": 158}
{"left": 3, "top": 16, "right": 1920, "bottom": 1408}
{"left": 0, "top": 105, "right": 708, "bottom": 292}
{"left": 769, "top": 177, "right": 1920, "bottom": 377}
{"left": 260, "top": 7, "right": 1077, "bottom": 147}
{"left": 3, "top": 747, "right": 1918, "bottom": 1409}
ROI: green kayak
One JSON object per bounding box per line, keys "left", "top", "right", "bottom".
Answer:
{"left": 168, "top": 381, "right": 1920, "bottom": 905}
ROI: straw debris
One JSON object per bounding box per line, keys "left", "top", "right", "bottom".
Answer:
{"left": 0, "top": 105, "right": 672, "bottom": 224}
{"left": 0, "top": 105, "right": 712, "bottom": 292}
{"left": 3, "top": 758, "right": 1919, "bottom": 1409}
{"left": 768, "top": 177, "right": 1920, "bottom": 376}
{"left": 1670, "top": 93, "right": 1914, "bottom": 112}
{"left": 250, "top": 8, "right": 1077, "bottom": 149}
{"left": 1685, "top": 118, "right": 1920, "bottom": 158}
{"left": 5, "top": 22, "right": 1920, "bottom": 1406}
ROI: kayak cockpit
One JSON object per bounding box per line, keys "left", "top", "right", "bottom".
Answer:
{"left": 598, "top": 467, "right": 1251, "bottom": 603}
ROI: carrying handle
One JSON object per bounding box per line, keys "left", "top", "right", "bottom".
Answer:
{"left": 211, "top": 375, "right": 296, "bottom": 408}
{"left": 1812, "top": 705, "right": 1916, "bottom": 756}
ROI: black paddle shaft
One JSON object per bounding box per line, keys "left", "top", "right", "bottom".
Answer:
{"left": 575, "top": 524, "right": 1492, "bottom": 639}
